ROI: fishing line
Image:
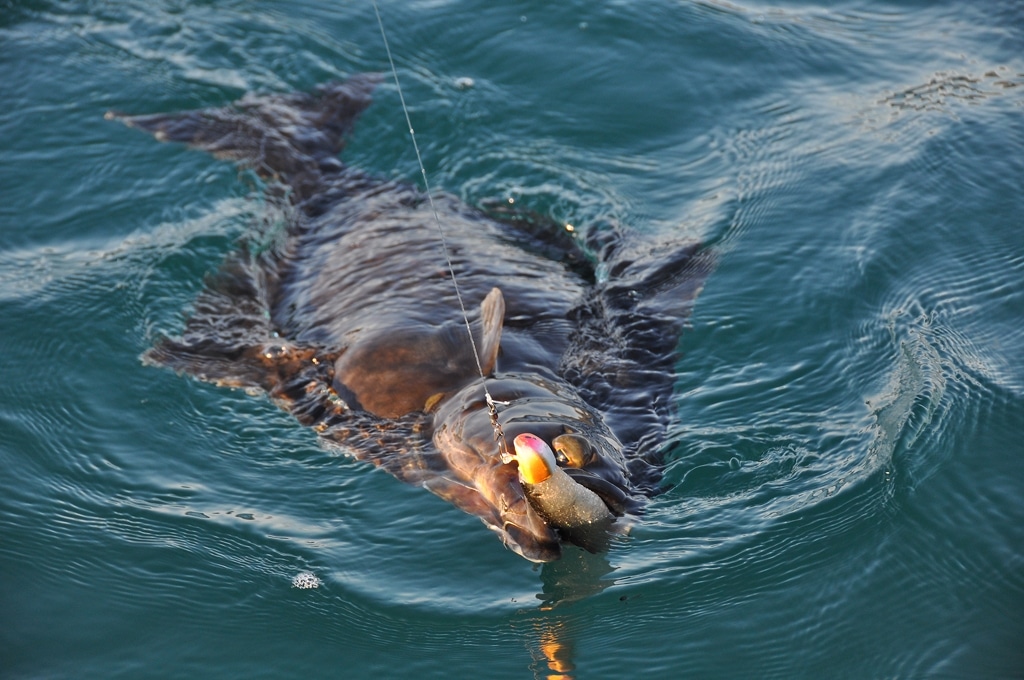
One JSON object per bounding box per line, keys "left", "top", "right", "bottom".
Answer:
{"left": 371, "top": 1, "right": 509, "bottom": 453}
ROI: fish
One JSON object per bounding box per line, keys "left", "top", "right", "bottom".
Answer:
{"left": 109, "top": 74, "right": 713, "bottom": 562}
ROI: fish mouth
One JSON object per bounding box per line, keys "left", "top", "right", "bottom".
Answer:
{"left": 430, "top": 375, "right": 637, "bottom": 562}
{"left": 430, "top": 415, "right": 562, "bottom": 562}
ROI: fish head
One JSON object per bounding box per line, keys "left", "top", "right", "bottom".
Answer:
{"left": 431, "top": 375, "right": 637, "bottom": 561}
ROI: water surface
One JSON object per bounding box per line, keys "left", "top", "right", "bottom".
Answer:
{"left": 2, "top": 1, "right": 1023, "bottom": 677}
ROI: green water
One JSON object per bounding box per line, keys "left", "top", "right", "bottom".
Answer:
{"left": 2, "top": 1, "right": 1023, "bottom": 677}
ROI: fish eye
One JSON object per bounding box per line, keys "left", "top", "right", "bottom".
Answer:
{"left": 552, "top": 433, "right": 596, "bottom": 468}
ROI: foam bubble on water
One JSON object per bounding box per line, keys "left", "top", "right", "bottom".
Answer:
{"left": 291, "top": 571, "right": 322, "bottom": 589}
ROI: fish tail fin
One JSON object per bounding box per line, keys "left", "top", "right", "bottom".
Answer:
{"left": 107, "top": 74, "right": 381, "bottom": 198}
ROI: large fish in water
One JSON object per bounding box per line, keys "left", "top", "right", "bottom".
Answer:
{"left": 110, "top": 74, "right": 712, "bottom": 562}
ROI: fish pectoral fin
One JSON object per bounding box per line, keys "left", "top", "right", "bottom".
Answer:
{"left": 478, "top": 287, "right": 505, "bottom": 376}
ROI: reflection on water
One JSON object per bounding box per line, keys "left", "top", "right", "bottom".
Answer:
{"left": 531, "top": 618, "right": 576, "bottom": 680}
{"left": 525, "top": 550, "right": 617, "bottom": 677}
{"left": 536, "top": 548, "right": 615, "bottom": 610}
{"left": 515, "top": 610, "right": 579, "bottom": 679}
{"left": 489, "top": 549, "right": 619, "bottom": 678}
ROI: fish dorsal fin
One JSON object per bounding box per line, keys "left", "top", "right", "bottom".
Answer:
{"left": 478, "top": 287, "right": 505, "bottom": 376}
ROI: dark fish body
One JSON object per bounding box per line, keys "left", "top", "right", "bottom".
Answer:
{"left": 112, "top": 75, "right": 712, "bottom": 562}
